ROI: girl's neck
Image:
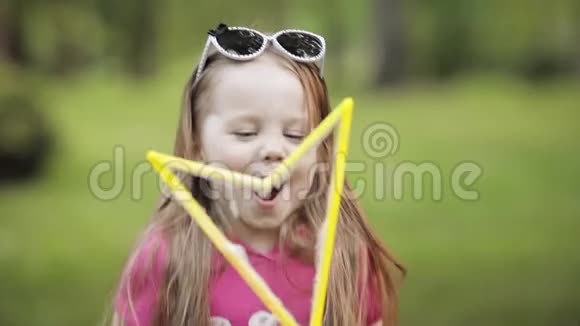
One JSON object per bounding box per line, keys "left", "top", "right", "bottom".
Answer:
{"left": 230, "top": 219, "right": 279, "bottom": 255}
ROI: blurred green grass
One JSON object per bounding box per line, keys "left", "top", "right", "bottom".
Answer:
{"left": 0, "top": 66, "right": 579, "bottom": 325}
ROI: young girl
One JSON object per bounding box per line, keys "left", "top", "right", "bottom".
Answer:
{"left": 112, "top": 23, "right": 404, "bottom": 326}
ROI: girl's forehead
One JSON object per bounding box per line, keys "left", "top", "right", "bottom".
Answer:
{"left": 204, "top": 55, "right": 307, "bottom": 120}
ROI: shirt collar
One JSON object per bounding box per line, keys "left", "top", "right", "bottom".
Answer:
{"left": 228, "top": 237, "right": 283, "bottom": 261}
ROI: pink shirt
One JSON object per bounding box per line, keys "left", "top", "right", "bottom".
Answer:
{"left": 115, "top": 233, "right": 381, "bottom": 326}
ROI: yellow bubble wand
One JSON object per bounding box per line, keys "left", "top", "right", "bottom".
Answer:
{"left": 146, "top": 97, "right": 354, "bottom": 326}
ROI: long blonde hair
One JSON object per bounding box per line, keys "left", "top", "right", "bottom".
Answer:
{"left": 116, "top": 51, "right": 405, "bottom": 326}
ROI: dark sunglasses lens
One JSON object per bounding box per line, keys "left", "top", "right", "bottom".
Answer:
{"left": 277, "top": 32, "right": 323, "bottom": 59}
{"left": 215, "top": 29, "right": 264, "bottom": 56}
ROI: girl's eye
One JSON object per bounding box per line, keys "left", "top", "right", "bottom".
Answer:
{"left": 233, "top": 131, "right": 257, "bottom": 139}
{"left": 285, "top": 132, "right": 305, "bottom": 142}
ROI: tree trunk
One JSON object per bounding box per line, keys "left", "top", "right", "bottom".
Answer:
{"left": 0, "top": 1, "right": 29, "bottom": 65}
{"left": 373, "top": 0, "right": 407, "bottom": 87}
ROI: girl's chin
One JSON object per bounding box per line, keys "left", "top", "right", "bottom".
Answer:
{"left": 239, "top": 212, "right": 289, "bottom": 230}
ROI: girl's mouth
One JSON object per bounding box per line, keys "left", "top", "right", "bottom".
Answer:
{"left": 254, "top": 183, "right": 285, "bottom": 205}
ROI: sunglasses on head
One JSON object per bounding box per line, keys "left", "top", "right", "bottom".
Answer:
{"left": 195, "top": 23, "right": 326, "bottom": 82}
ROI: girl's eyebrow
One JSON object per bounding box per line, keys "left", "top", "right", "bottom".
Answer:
{"left": 285, "top": 116, "right": 308, "bottom": 128}
{"left": 222, "top": 110, "right": 307, "bottom": 129}
{"left": 225, "top": 113, "right": 260, "bottom": 124}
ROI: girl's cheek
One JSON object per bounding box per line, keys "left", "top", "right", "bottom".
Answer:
{"left": 204, "top": 137, "right": 253, "bottom": 171}
{"left": 221, "top": 153, "right": 251, "bottom": 172}
{"left": 291, "top": 155, "right": 318, "bottom": 199}
{"left": 296, "top": 151, "right": 318, "bottom": 178}
{"left": 223, "top": 143, "right": 258, "bottom": 172}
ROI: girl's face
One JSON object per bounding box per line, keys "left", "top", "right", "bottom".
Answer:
{"left": 198, "top": 53, "right": 317, "bottom": 230}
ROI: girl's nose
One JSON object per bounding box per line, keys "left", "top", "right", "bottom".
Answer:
{"left": 259, "top": 138, "right": 286, "bottom": 163}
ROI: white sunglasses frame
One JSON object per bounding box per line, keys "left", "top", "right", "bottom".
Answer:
{"left": 195, "top": 26, "right": 326, "bottom": 82}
